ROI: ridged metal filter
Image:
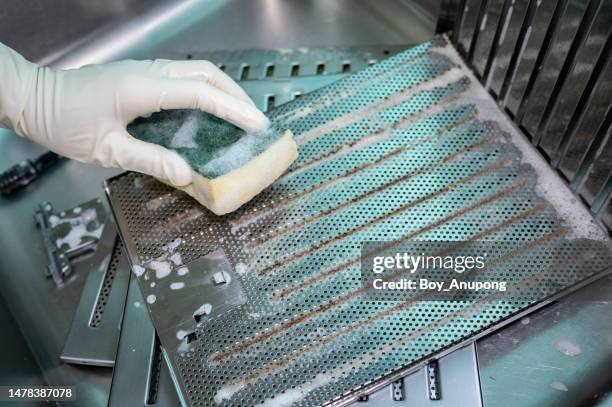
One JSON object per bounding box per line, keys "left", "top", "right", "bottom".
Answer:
{"left": 106, "top": 36, "right": 612, "bottom": 406}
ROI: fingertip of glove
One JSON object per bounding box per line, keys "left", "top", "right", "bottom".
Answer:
{"left": 163, "top": 150, "right": 193, "bottom": 186}
{"left": 242, "top": 105, "right": 270, "bottom": 133}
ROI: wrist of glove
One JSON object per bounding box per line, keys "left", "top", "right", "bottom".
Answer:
{"left": 0, "top": 43, "right": 269, "bottom": 186}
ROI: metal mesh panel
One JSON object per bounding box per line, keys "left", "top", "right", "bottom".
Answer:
{"left": 442, "top": 0, "right": 612, "bottom": 233}
{"left": 90, "top": 240, "right": 123, "bottom": 328}
{"left": 106, "top": 36, "right": 612, "bottom": 407}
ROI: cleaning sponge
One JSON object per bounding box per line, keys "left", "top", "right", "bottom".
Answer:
{"left": 128, "top": 110, "right": 297, "bottom": 215}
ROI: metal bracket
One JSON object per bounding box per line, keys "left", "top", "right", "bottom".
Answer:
{"left": 34, "top": 198, "right": 106, "bottom": 285}
{"left": 426, "top": 360, "right": 441, "bottom": 400}
{"left": 60, "top": 218, "right": 130, "bottom": 366}
{"left": 391, "top": 378, "right": 404, "bottom": 401}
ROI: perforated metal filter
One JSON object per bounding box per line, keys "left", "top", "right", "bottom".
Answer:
{"left": 106, "top": 36, "right": 612, "bottom": 407}
{"left": 90, "top": 240, "right": 123, "bottom": 327}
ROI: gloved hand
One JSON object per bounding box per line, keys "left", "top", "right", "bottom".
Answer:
{"left": 0, "top": 43, "right": 269, "bottom": 186}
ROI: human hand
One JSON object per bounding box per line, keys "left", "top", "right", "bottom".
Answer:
{"left": 0, "top": 43, "right": 268, "bottom": 186}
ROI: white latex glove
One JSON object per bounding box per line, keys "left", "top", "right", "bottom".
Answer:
{"left": 0, "top": 43, "right": 269, "bottom": 186}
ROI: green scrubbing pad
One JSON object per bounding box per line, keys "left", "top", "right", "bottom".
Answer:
{"left": 127, "top": 109, "right": 297, "bottom": 215}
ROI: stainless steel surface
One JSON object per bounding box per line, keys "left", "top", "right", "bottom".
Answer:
{"left": 0, "top": 0, "right": 163, "bottom": 62}
{"left": 169, "top": 46, "right": 406, "bottom": 81}
{"left": 359, "top": 344, "right": 482, "bottom": 406}
{"left": 7, "top": 0, "right": 439, "bottom": 68}
{"left": 106, "top": 37, "right": 612, "bottom": 406}
{"left": 0, "top": 292, "right": 46, "bottom": 388}
{"left": 61, "top": 221, "right": 130, "bottom": 367}
{"left": 444, "top": 0, "right": 612, "bottom": 234}
{"left": 125, "top": 1, "right": 438, "bottom": 62}
{"left": 477, "top": 275, "right": 612, "bottom": 406}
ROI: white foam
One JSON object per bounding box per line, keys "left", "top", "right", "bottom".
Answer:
{"left": 214, "top": 382, "right": 246, "bottom": 404}
{"left": 550, "top": 381, "right": 568, "bottom": 392}
{"left": 296, "top": 67, "right": 466, "bottom": 145}
{"left": 176, "top": 330, "right": 190, "bottom": 340}
{"left": 146, "top": 294, "right": 156, "bottom": 304}
{"left": 48, "top": 215, "right": 60, "bottom": 227}
{"left": 177, "top": 339, "right": 191, "bottom": 354}
{"left": 132, "top": 265, "right": 145, "bottom": 277}
{"left": 259, "top": 371, "right": 339, "bottom": 407}
{"left": 194, "top": 303, "right": 212, "bottom": 318}
{"left": 177, "top": 266, "right": 189, "bottom": 276}
{"left": 133, "top": 301, "right": 141, "bottom": 308}
{"left": 145, "top": 193, "right": 178, "bottom": 211}
{"left": 55, "top": 218, "right": 103, "bottom": 250}
{"left": 235, "top": 263, "right": 249, "bottom": 276}
{"left": 148, "top": 260, "right": 172, "bottom": 279}
{"left": 169, "top": 252, "right": 183, "bottom": 266}
{"left": 170, "top": 112, "right": 200, "bottom": 149}
{"left": 170, "top": 282, "right": 185, "bottom": 290}
{"left": 163, "top": 238, "right": 182, "bottom": 253}
{"left": 288, "top": 129, "right": 391, "bottom": 178}
{"left": 554, "top": 337, "right": 582, "bottom": 357}
{"left": 199, "top": 128, "right": 270, "bottom": 176}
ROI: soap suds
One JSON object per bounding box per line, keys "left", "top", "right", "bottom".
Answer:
{"left": 53, "top": 208, "right": 104, "bottom": 250}
{"left": 214, "top": 382, "right": 246, "bottom": 404}
{"left": 146, "top": 294, "right": 156, "bottom": 304}
{"left": 550, "top": 381, "right": 569, "bottom": 392}
{"left": 145, "top": 193, "right": 178, "bottom": 211}
{"left": 296, "top": 67, "right": 466, "bottom": 145}
{"left": 132, "top": 265, "right": 145, "bottom": 277}
{"left": 170, "top": 112, "right": 200, "bottom": 149}
{"left": 258, "top": 372, "right": 334, "bottom": 407}
{"left": 176, "top": 330, "right": 190, "bottom": 340}
{"left": 48, "top": 215, "right": 60, "bottom": 227}
{"left": 198, "top": 128, "right": 269, "bottom": 176}
{"left": 148, "top": 260, "right": 172, "bottom": 279}
{"left": 133, "top": 301, "right": 141, "bottom": 308}
{"left": 554, "top": 337, "right": 582, "bottom": 357}
{"left": 177, "top": 266, "right": 189, "bottom": 276}
{"left": 170, "top": 282, "right": 185, "bottom": 290}
{"left": 235, "top": 263, "right": 249, "bottom": 276}
{"left": 163, "top": 238, "right": 182, "bottom": 253}
{"left": 287, "top": 129, "right": 392, "bottom": 178}
{"left": 177, "top": 340, "right": 191, "bottom": 354}
{"left": 194, "top": 303, "right": 212, "bottom": 318}
{"left": 169, "top": 252, "right": 183, "bottom": 266}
